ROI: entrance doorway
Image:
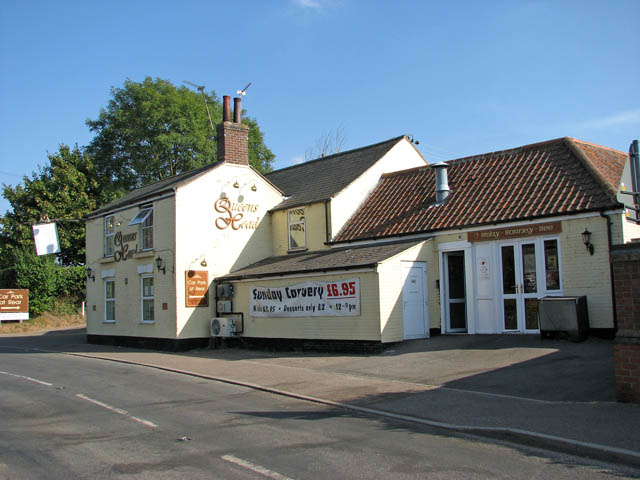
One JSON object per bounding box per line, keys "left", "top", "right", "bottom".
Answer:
{"left": 444, "top": 251, "right": 467, "bottom": 332}
{"left": 500, "top": 242, "right": 540, "bottom": 332}
{"left": 402, "top": 262, "right": 428, "bottom": 339}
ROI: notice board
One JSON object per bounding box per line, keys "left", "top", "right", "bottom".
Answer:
{"left": 0, "top": 289, "right": 29, "bottom": 322}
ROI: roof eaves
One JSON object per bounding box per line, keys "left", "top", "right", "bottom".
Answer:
{"left": 333, "top": 207, "right": 621, "bottom": 245}
{"left": 219, "top": 262, "right": 378, "bottom": 282}
{"left": 269, "top": 196, "right": 332, "bottom": 213}
{"left": 87, "top": 162, "right": 223, "bottom": 217}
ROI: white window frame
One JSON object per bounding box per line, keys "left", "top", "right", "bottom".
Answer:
{"left": 141, "top": 275, "right": 155, "bottom": 324}
{"left": 104, "top": 278, "right": 115, "bottom": 323}
{"left": 540, "top": 236, "right": 563, "bottom": 295}
{"left": 129, "top": 207, "right": 153, "bottom": 251}
{"left": 287, "top": 207, "right": 306, "bottom": 251}
{"left": 104, "top": 215, "right": 115, "bottom": 257}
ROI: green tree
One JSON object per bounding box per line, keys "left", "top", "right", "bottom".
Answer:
{"left": 0, "top": 145, "right": 112, "bottom": 266}
{"left": 86, "top": 77, "right": 274, "bottom": 194}
{"left": 1, "top": 248, "right": 85, "bottom": 316}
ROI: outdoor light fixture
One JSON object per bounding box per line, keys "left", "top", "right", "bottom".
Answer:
{"left": 233, "top": 179, "right": 240, "bottom": 188}
{"left": 251, "top": 183, "right": 257, "bottom": 192}
{"left": 200, "top": 258, "right": 207, "bottom": 267}
{"left": 581, "top": 228, "right": 594, "bottom": 255}
{"left": 155, "top": 255, "right": 166, "bottom": 274}
{"left": 86, "top": 267, "right": 95, "bottom": 282}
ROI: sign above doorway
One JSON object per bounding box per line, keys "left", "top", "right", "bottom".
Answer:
{"left": 468, "top": 221, "right": 562, "bottom": 243}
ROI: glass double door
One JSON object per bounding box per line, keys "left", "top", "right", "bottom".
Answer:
{"left": 500, "top": 242, "right": 540, "bottom": 332}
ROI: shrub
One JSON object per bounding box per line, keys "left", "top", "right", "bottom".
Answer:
{"left": 8, "top": 249, "right": 86, "bottom": 316}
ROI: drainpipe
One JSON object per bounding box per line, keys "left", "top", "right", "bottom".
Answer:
{"left": 600, "top": 210, "right": 618, "bottom": 334}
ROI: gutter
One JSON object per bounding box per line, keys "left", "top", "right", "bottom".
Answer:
{"left": 218, "top": 263, "right": 378, "bottom": 283}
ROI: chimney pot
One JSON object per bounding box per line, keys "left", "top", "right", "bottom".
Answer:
{"left": 222, "top": 96, "right": 231, "bottom": 122}
{"left": 233, "top": 97, "right": 242, "bottom": 123}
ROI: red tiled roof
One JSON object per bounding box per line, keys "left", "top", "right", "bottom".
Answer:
{"left": 335, "top": 137, "right": 626, "bottom": 243}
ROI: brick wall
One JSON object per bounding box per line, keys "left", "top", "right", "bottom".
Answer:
{"left": 611, "top": 243, "right": 640, "bottom": 403}
{"left": 216, "top": 121, "right": 249, "bottom": 166}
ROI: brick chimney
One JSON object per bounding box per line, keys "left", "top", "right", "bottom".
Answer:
{"left": 216, "top": 95, "right": 249, "bottom": 165}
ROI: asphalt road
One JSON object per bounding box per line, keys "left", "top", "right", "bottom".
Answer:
{"left": 1, "top": 344, "right": 638, "bottom": 479}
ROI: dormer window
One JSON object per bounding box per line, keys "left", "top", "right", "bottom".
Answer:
{"left": 288, "top": 208, "right": 306, "bottom": 251}
{"left": 129, "top": 207, "right": 153, "bottom": 250}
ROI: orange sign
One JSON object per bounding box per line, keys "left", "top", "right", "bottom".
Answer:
{"left": 468, "top": 221, "right": 562, "bottom": 242}
{"left": 0, "top": 289, "right": 29, "bottom": 321}
{"left": 185, "top": 271, "right": 209, "bottom": 307}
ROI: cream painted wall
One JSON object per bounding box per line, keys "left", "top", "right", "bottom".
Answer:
{"left": 560, "top": 216, "right": 613, "bottom": 329}
{"left": 377, "top": 241, "right": 434, "bottom": 343}
{"left": 174, "top": 164, "right": 283, "bottom": 339}
{"left": 272, "top": 202, "right": 329, "bottom": 256}
{"left": 621, "top": 216, "right": 640, "bottom": 243}
{"left": 230, "top": 272, "right": 382, "bottom": 341}
{"left": 85, "top": 196, "right": 177, "bottom": 339}
{"left": 331, "top": 139, "right": 426, "bottom": 239}
{"left": 426, "top": 217, "right": 616, "bottom": 334}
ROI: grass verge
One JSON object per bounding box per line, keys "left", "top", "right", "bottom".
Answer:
{"left": 0, "top": 312, "right": 85, "bottom": 335}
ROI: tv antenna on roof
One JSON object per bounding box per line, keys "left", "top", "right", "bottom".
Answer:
{"left": 236, "top": 82, "right": 252, "bottom": 96}
{"left": 183, "top": 80, "right": 215, "bottom": 132}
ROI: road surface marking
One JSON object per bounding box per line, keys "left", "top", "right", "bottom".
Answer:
{"left": 76, "top": 394, "right": 158, "bottom": 428}
{"left": 222, "top": 454, "right": 294, "bottom": 480}
{"left": 0, "top": 370, "right": 53, "bottom": 386}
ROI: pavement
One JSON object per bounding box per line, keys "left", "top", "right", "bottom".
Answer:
{"left": 2, "top": 329, "right": 640, "bottom": 468}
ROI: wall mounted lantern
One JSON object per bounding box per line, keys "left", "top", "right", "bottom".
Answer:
{"left": 581, "top": 228, "right": 594, "bottom": 255}
{"left": 155, "top": 255, "right": 166, "bottom": 274}
{"left": 86, "top": 267, "right": 95, "bottom": 282}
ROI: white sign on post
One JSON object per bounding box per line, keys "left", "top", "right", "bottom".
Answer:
{"left": 250, "top": 278, "right": 360, "bottom": 317}
{"left": 32, "top": 223, "right": 61, "bottom": 255}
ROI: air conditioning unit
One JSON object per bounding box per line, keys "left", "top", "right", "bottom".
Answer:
{"left": 217, "top": 283, "right": 234, "bottom": 298}
{"left": 217, "top": 300, "right": 232, "bottom": 313}
{"left": 211, "top": 317, "right": 236, "bottom": 338}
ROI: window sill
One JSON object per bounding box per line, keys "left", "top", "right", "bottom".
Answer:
{"left": 100, "top": 256, "right": 115, "bottom": 264}
{"left": 134, "top": 250, "right": 155, "bottom": 259}
{"left": 103, "top": 320, "right": 115, "bottom": 324}
{"left": 140, "top": 321, "right": 155, "bottom": 325}
{"left": 288, "top": 247, "right": 308, "bottom": 254}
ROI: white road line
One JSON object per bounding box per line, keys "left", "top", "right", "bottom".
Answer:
{"left": 0, "top": 370, "right": 53, "bottom": 387}
{"left": 222, "top": 455, "right": 294, "bottom": 480}
{"left": 75, "top": 394, "right": 158, "bottom": 428}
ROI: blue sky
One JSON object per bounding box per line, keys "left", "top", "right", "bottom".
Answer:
{"left": 1, "top": 0, "right": 638, "bottom": 215}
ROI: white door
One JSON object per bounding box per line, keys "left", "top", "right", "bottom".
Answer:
{"left": 500, "top": 242, "right": 540, "bottom": 332}
{"left": 402, "top": 262, "right": 428, "bottom": 339}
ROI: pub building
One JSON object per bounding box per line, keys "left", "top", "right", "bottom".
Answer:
{"left": 84, "top": 96, "right": 640, "bottom": 350}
